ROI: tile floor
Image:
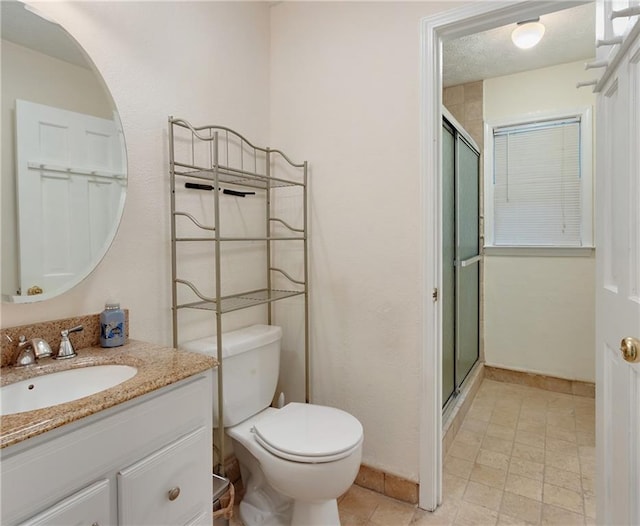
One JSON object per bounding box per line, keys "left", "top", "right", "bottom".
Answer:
{"left": 232, "top": 379, "right": 596, "bottom": 526}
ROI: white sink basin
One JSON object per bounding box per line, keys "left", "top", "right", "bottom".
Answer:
{"left": 0, "top": 365, "right": 137, "bottom": 416}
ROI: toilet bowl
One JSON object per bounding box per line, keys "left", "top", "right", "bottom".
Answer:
{"left": 229, "top": 404, "right": 363, "bottom": 526}
{"left": 181, "top": 325, "right": 364, "bottom": 526}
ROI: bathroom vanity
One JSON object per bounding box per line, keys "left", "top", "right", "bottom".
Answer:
{"left": 0, "top": 341, "right": 216, "bottom": 526}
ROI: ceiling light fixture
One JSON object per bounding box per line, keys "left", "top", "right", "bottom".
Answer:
{"left": 511, "top": 18, "right": 546, "bottom": 49}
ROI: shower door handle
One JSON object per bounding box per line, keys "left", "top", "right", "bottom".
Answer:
{"left": 457, "top": 255, "right": 481, "bottom": 268}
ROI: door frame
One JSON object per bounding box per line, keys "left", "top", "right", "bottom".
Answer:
{"left": 418, "top": 0, "right": 590, "bottom": 510}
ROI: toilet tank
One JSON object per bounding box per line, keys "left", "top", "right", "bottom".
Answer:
{"left": 181, "top": 324, "right": 282, "bottom": 427}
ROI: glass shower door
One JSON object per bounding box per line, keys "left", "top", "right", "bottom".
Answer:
{"left": 455, "top": 136, "right": 480, "bottom": 386}
{"left": 442, "top": 117, "right": 480, "bottom": 409}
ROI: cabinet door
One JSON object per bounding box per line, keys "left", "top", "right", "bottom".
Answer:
{"left": 118, "top": 427, "right": 211, "bottom": 526}
{"left": 19, "top": 479, "right": 111, "bottom": 526}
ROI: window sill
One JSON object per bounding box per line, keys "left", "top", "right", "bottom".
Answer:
{"left": 483, "top": 246, "right": 595, "bottom": 257}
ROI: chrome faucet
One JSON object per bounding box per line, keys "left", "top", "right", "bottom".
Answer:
{"left": 55, "top": 325, "right": 84, "bottom": 360}
{"left": 15, "top": 336, "right": 53, "bottom": 367}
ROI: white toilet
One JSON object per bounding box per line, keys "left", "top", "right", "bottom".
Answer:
{"left": 181, "top": 324, "right": 363, "bottom": 526}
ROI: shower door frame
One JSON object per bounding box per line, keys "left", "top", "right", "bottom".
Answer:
{"left": 441, "top": 110, "right": 481, "bottom": 415}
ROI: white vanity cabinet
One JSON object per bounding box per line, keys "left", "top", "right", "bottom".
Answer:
{"left": 1, "top": 371, "right": 213, "bottom": 526}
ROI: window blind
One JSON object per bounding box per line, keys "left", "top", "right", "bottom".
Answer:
{"left": 492, "top": 118, "right": 582, "bottom": 246}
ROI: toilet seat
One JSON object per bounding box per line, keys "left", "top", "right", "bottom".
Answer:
{"left": 252, "top": 403, "right": 363, "bottom": 463}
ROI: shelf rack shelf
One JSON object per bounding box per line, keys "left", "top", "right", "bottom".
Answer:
{"left": 177, "top": 288, "right": 305, "bottom": 314}
{"left": 168, "top": 117, "right": 309, "bottom": 476}
{"left": 173, "top": 162, "right": 303, "bottom": 189}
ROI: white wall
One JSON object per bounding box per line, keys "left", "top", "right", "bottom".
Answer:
{"left": 269, "top": 1, "right": 468, "bottom": 481}
{"left": 1, "top": 0, "right": 272, "bottom": 344}
{"left": 483, "top": 60, "right": 597, "bottom": 382}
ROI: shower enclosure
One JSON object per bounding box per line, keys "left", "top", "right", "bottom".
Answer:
{"left": 442, "top": 113, "right": 480, "bottom": 409}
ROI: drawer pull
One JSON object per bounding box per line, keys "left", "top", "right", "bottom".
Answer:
{"left": 168, "top": 486, "right": 181, "bottom": 501}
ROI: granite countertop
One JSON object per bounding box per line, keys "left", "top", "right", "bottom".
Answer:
{"left": 0, "top": 340, "right": 217, "bottom": 449}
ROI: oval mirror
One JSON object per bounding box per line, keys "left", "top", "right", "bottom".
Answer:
{"left": 1, "top": 1, "right": 127, "bottom": 303}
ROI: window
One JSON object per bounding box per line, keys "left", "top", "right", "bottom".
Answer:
{"left": 484, "top": 109, "right": 593, "bottom": 248}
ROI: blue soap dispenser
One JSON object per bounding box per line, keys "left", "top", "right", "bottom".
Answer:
{"left": 100, "top": 301, "right": 125, "bottom": 347}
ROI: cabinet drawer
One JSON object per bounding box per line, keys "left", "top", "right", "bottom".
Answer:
{"left": 118, "top": 427, "right": 210, "bottom": 526}
{"left": 184, "top": 511, "right": 210, "bottom": 526}
{"left": 19, "top": 479, "right": 111, "bottom": 526}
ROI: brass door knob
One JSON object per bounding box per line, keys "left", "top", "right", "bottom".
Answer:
{"left": 620, "top": 337, "right": 640, "bottom": 363}
{"left": 168, "top": 486, "right": 181, "bottom": 501}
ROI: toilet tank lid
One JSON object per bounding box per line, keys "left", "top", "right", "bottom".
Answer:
{"left": 180, "top": 324, "right": 282, "bottom": 358}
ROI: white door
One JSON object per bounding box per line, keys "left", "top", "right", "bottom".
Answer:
{"left": 15, "top": 100, "right": 125, "bottom": 297}
{"left": 595, "top": 29, "right": 640, "bottom": 526}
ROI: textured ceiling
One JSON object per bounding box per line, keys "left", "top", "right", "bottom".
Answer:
{"left": 443, "top": 3, "right": 596, "bottom": 87}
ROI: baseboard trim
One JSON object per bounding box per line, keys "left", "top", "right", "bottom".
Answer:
{"left": 355, "top": 464, "right": 419, "bottom": 504}
{"left": 484, "top": 365, "right": 595, "bottom": 398}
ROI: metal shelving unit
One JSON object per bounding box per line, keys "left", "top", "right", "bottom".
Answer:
{"left": 168, "top": 118, "right": 309, "bottom": 475}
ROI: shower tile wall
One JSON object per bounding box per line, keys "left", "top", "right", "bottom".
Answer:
{"left": 443, "top": 81, "right": 484, "bottom": 149}
{"left": 443, "top": 81, "right": 485, "bottom": 363}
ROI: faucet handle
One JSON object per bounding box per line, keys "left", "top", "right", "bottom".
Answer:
{"left": 61, "top": 325, "right": 84, "bottom": 338}
{"left": 15, "top": 336, "right": 36, "bottom": 367}
{"left": 55, "top": 325, "right": 83, "bottom": 360}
